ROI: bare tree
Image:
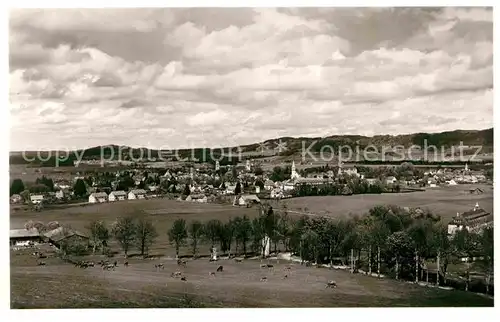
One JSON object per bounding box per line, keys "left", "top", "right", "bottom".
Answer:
{"left": 87, "top": 220, "right": 110, "bottom": 254}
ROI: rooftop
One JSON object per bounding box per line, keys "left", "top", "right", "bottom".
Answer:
{"left": 10, "top": 229, "right": 40, "bottom": 239}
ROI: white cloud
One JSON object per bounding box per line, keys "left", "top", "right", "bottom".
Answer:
{"left": 8, "top": 8, "right": 493, "bottom": 150}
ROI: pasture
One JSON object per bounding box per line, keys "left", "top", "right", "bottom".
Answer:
{"left": 274, "top": 184, "right": 494, "bottom": 223}
{"left": 10, "top": 249, "right": 493, "bottom": 308}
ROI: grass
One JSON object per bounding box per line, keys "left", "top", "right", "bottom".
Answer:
{"left": 10, "top": 250, "right": 493, "bottom": 308}
{"left": 274, "top": 184, "right": 493, "bottom": 223}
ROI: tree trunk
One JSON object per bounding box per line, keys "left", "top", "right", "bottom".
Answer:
{"left": 176, "top": 244, "right": 179, "bottom": 260}
{"left": 465, "top": 257, "right": 470, "bottom": 292}
{"left": 235, "top": 240, "right": 239, "bottom": 256}
{"left": 436, "top": 250, "right": 441, "bottom": 286}
{"left": 426, "top": 269, "right": 429, "bottom": 284}
{"left": 329, "top": 244, "right": 333, "bottom": 267}
{"left": 243, "top": 240, "right": 247, "bottom": 257}
{"left": 350, "top": 248, "right": 354, "bottom": 273}
{"left": 368, "top": 245, "right": 372, "bottom": 275}
{"left": 92, "top": 242, "right": 97, "bottom": 254}
{"left": 377, "top": 246, "right": 381, "bottom": 278}
{"left": 486, "top": 273, "right": 491, "bottom": 294}
{"left": 415, "top": 249, "right": 419, "bottom": 283}
{"left": 395, "top": 257, "right": 399, "bottom": 280}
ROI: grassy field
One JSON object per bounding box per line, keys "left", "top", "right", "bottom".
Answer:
{"left": 10, "top": 248, "right": 493, "bottom": 308}
{"left": 273, "top": 184, "right": 493, "bottom": 223}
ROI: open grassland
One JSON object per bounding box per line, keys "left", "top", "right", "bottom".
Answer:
{"left": 273, "top": 184, "right": 493, "bottom": 223}
{"left": 10, "top": 249, "right": 493, "bottom": 308}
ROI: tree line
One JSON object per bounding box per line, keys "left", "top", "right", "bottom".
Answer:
{"left": 164, "top": 204, "right": 493, "bottom": 294}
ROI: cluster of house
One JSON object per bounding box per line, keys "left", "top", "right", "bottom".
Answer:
{"left": 88, "top": 189, "right": 149, "bottom": 203}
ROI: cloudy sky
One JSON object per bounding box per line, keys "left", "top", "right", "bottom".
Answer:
{"left": 9, "top": 7, "right": 493, "bottom": 150}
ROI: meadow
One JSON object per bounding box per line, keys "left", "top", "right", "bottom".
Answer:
{"left": 10, "top": 248, "right": 493, "bottom": 308}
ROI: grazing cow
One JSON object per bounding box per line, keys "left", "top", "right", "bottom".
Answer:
{"left": 305, "top": 261, "right": 312, "bottom": 267}
{"left": 181, "top": 276, "right": 187, "bottom": 281}
{"left": 37, "top": 261, "right": 46, "bottom": 266}
{"left": 325, "top": 280, "right": 337, "bottom": 288}
{"left": 216, "top": 265, "right": 223, "bottom": 272}
{"left": 87, "top": 261, "right": 95, "bottom": 267}
{"left": 114, "top": 261, "right": 118, "bottom": 267}
{"left": 124, "top": 261, "right": 129, "bottom": 267}
{"left": 209, "top": 272, "right": 216, "bottom": 277}
{"left": 171, "top": 271, "right": 182, "bottom": 278}
{"left": 103, "top": 264, "right": 115, "bottom": 271}
{"left": 283, "top": 274, "right": 288, "bottom": 279}
{"left": 260, "top": 264, "right": 267, "bottom": 268}
{"left": 260, "top": 276, "right": 267, "bottom": 282}
{"left": 155, "top": 263, "right": 165, "bottom": 270}
{"left": 284, "top": 266, "right": 292, "bottom": 271}
{"left": 234, "top": 258, "right": 243, "bottom": 263}
{"left": 177, "top": 259, "right": 187, "bottom": 267}
{"left": 266, "top": 264, "right": 274, "bottom": 268}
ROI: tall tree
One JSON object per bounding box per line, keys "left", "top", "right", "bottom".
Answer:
{"left": 188, "top": 220, "right": 204, "bottom": 258}
{"left": 112, "top": 216, "right": 136, "bottom": 257}
{"left": 135, "top": 216, "right": 158, "bottom": 257}
{"left": 183, "top": 184, "right": 191, "bottom": 196}
{"left": 452, "top": 228, "right": 479, "bottom": 291}
{"left": 235, "top": 182, "right": 242, "bottom": 195}
{"left": 87, "top": 220, "right": 110, "bottom": 254}
{"left": 73, "top": 179, "right": 87, "bottom": 197}
{"left": 234, "top": 215, "right": 252, "bottom": 256}
{"left": 10, "top": 179, "right": 25, "bottom": 196}
{"left": 478, "top": 227, "right": 494, "bottom": 293}
{"left": 168, "top": 219, "right": 188, "bottom": 259}
{"left": 387, "top": 231, "right": 413, "bottom": 280}
{"left": 204, "top": 219, "right": 222, "bottom": 251}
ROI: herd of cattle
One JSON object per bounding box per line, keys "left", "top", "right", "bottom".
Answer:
{"left": 33, "top": 253, "right": 338, "bottom": 288}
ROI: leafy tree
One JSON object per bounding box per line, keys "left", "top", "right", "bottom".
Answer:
{"left": 112, "top": 216, "right": 136, "bottom": 257}
{"left": 234, "top": 182, "right": 242, "bottom": 195}
{"left": 234, "top": 215, "right": 252, "bottom": 256}
{"left": 429, "top": 223, "right": 452, "bottom": 285}
{"left": 183, "top": 184, "right": 191, "bottom": 196}
{"left": 73, "top": 179, "right": 87, "bottom": 197}
{"left": 407, "top": 219, "right": 434, "bottom": 282}
{"left": 387, "top": 231, "right": 413, "bottom": 280}
{"left": 478, "top": 227, "right": 494, "bottom": 293}
{"left": 251, "top": 217, "right": 266, "bottom": 257}
{"left": 135, "top": 216, "right": 158, "bottom": 257}
{"left": 204, "top": 219, "right": 222, "bottom": 251}
{"left": 29, "top": 184, "right": 50, "bottom": 194}
{"left": 87, "top": 220, "right": 110, "bottom": 254}
{"left": 19, "top": 189, "right": 30, "bottom": 203}
{"left": 254, "top": 166, "right": 264, "bottom": 176}
{"left": 452, "top": 229, "right": 479, "bottom": 291}
{"left": 168, "top": 218, "right": 188, "bottom": 259}
{"left": 218, "top": 220, "right": 235, "bottom": 256}
{"left": 10, "top": 179, "right": 25, "bottom": 196}
{"left": 188, "top": 220, "right": 204, "bottom": 258}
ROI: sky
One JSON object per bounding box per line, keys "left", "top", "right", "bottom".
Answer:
{"left": 9, "top": 7, "right": 493, "bottom": 151}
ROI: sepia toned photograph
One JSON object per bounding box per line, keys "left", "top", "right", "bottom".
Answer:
{"left": 8, "top": 7, "right": 494, "bottom": 309}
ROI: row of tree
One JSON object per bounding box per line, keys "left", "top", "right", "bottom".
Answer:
{"left": 165, "top": 204, "right": 493, "bottom": 293}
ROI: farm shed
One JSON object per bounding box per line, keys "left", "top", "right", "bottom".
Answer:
{"left": 10, "top": 229, "right": 43, "bottom": 246}
{"left": 234, "top": 194, "right": 261, "bottom": 207}
{"left": 43, "top": 227, "right": 89, "bottom": 248}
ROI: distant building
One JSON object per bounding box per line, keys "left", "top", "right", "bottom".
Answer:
{"left": 128, "top": 189, "right": 147, "bottom": 200}
{"left": 291, "top": 161, "right": 300, "bottom": 180}
{"left": 30, "top": 194, "right": 45, "bottom": 204}
{"left": 88, "top": 192, "right": 108, "bottom": 203}
{"left": 185, "top": 194, "right": 208, "bottom": 203}
{"left": 234, "top": 194, "right": 261, "bottom": 207}
{"left": 109, "top": 191, "right": 127, "bottom": 202}
{"left": 448, "top": 203, "right": 493, "bottom": 235}
{"left": 386, "top": 176, "right": 397, "bottom": 185}
{"left": 264, "top": 180, "right": 275, "bottom": 191}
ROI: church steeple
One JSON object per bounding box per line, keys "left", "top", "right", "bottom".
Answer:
{"left": 291, "top": 160, "right": 299, "bottom": 179}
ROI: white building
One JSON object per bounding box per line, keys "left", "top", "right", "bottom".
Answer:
{"left": 234, "top": 194, "right": 261, "bottom": 207}
{"left": 185, "top": 194, "right": 208, "bottom": 203}
{"left": 128, "top": 189, "right": 147, "bottom": 200}
{"left": 291, "top": 161, "right": 300, "bottom": 180}
{"left": 88, "top": 192, "right": 108, "bottom": 203}
{"left": 30, "top": 194, "right": 45, "bottom": 204}
{"left": 264, "top": 180, "right": 275, "bottom": 191}
{"left": 109, "top": 191, "right": 127, "bottom": 201}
